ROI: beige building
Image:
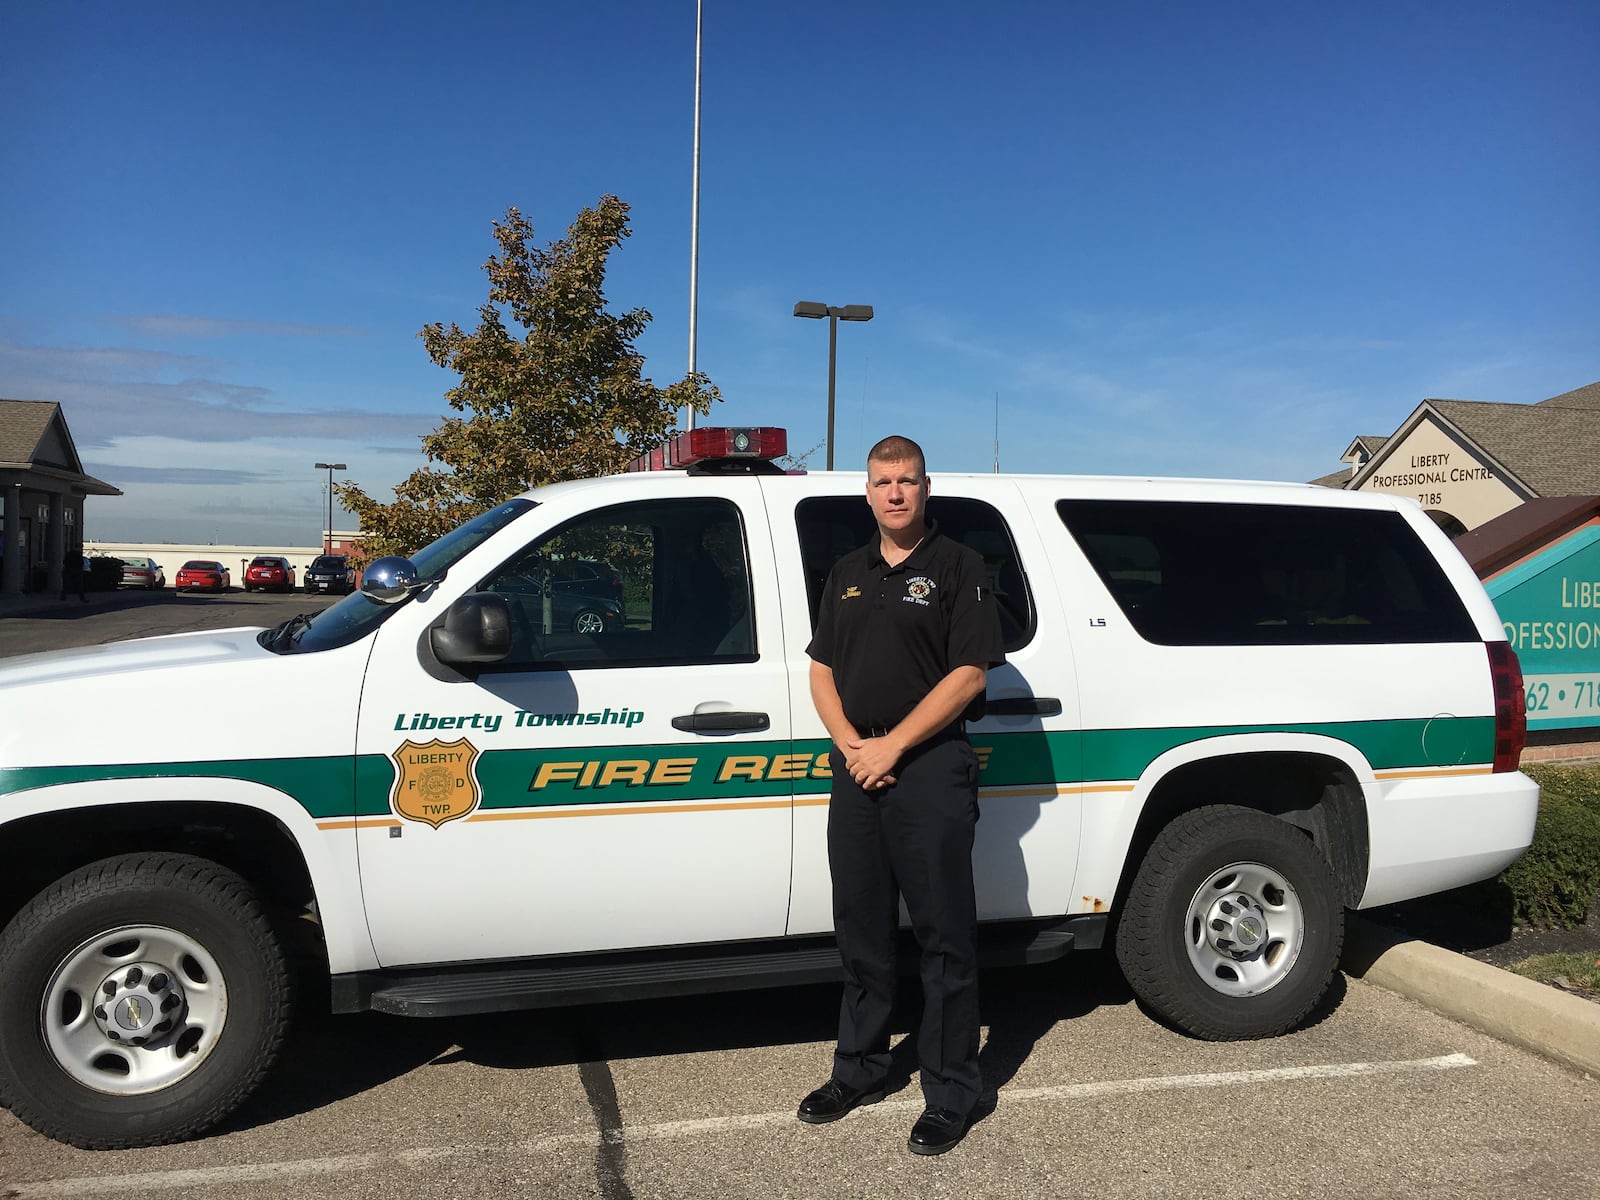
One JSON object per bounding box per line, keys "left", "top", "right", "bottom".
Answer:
{"left": 1314, "top": 380, "right": 1600, "bottom": 536}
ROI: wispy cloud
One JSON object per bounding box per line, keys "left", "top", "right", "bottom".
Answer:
{"left": 0, "top": 339, "right": 210, "bottom": 379}
{"left": 82, "top": 464, "right": 275, "bottom": 485}
{"left": 108, "top": 313, "right": 363, "bottom": 339}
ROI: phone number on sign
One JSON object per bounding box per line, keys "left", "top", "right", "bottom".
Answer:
{"left": 1524, "top": 674, "right": 1600, "bottom": 718}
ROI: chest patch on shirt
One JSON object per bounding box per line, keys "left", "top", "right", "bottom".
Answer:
{"left": 841, "top": 585, "right": 862, "bottom": 600}
{"left": 904, "top": 576, "right": 935, "bottom": 606}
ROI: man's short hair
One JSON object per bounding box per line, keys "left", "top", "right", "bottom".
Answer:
{"left": 867, "top": 435, "right": 926, "bottom": 477}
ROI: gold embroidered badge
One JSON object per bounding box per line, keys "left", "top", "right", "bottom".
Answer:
{"left": 841, "top": 585, "right": 862, "bottom": 600}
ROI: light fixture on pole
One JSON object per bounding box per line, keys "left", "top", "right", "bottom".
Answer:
{"left": 314, "top": 462, "right": 346, "bottom": 556}
{"left": 792, "top": 301, "right": 873, "bottom": 470}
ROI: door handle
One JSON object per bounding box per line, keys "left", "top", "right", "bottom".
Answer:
{"left": 985, "top": 696, "right": 1062, "bottom": 717}
{"left": 671, "top": 711, "right": 771, "bottom": 733}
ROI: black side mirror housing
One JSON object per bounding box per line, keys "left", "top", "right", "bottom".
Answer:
{"left": 430, "top": 593, "right": 513, "bottom": 666}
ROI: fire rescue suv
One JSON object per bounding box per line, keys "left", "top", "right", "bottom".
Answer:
{"left": 0, "top": 427, "right": 1535, "bottom": 1148}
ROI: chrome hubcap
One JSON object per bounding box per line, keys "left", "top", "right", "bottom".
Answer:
{"left": 1184, "top": 861, "right": 1305, "bottom": 997}
{"left": 43, "top": 925, "right": 228, "bottom": 1095}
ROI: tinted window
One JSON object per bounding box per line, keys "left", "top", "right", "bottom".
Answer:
{"left": 477, "top": 498, "right": 754, "bottom": 671}
{"left": 1057, "top": 499, "right": 1477, "bottom": 646}
{"left": 289, "top": 498, "right": 537, "bottom": 654}
{"left": 796, "top": 496, "right": 1035, "bottom": 651}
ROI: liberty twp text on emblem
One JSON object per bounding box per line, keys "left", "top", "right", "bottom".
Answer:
{"left": 391, "top": 737, "right": 481, "bottom": 828}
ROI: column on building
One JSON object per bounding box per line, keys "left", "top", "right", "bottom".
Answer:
{"left": 2, "top": 483, "right": 22, "bottom": 596}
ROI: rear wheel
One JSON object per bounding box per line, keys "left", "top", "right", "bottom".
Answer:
{"left": 1115, "top": 805, "right": 1342, "bottom": 1040}
{"left": 0, "top": 853, "right": 292, "bottom": 1149}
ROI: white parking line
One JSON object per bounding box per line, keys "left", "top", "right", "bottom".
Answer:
{"left": 11, "top": 1053, "right": 1478, "bottom": 1197}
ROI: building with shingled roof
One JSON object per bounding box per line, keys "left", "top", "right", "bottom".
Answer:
{"left": 1, "top": 399, "right": 122, "bottom": 597}
{"left": 1314, "top": 381, "right": 1600, "bottom": 537}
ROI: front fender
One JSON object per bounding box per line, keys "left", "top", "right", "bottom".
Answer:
{"left": 0, "top": 774, "right": 377, "bottom": 975}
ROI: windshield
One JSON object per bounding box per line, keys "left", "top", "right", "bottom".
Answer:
{"left": 281, "top": 498, "right": 538, "bottom": 653}
{"left": 311, "top": 556, "right": 345, "bottom": 569}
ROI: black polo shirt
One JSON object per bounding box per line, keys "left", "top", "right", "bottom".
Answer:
{"left": 806, "top": 522, "right": 1005, "bottom": 731}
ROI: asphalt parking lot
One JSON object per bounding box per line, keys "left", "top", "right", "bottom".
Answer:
{"left": 2, "top": 595, "right": 1597, "bottom": 1198}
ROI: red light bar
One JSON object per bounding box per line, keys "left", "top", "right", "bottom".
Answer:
{"left": 626, "top": 427, "right": 787, "bottom": 471}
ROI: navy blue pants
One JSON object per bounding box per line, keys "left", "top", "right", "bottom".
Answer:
{"left": 827, "top": 733, "right": 982, "bottom": 1114}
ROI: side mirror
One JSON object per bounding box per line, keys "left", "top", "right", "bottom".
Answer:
{"left": 430, "top": 593, "right": 512, "bottom": 666}
{"left": 362, "top": 556, "right": 422, "bottom": 604}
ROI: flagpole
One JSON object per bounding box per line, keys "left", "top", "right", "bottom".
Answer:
{"left": 686, "top": 0, "right": 704, "bottom": 431}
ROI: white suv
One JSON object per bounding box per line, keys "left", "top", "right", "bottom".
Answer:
{"left": 0, "top": 427, "right": 1536, "bottom": 1148}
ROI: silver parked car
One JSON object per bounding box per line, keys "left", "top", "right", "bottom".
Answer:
{"left": 117, "top": 556, "right": 165, "bottom": 589}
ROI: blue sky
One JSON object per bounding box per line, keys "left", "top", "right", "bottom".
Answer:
{"left": 3, "top": 1, "right": 1596, "bottom": 546}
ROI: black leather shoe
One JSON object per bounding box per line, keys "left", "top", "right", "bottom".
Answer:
{"left": 907, "top": 1106, "right": 970, "bottom": 1155}
{"left": 796, "top": 1078, "right": 885, "bottom": 1124}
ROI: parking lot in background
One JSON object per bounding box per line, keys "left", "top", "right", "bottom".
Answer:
{"left": 2, "top": 599, "right": 1597, "bottom": 1199}
{"left": 0, "top": 590, "right": 338, "bottom": 659}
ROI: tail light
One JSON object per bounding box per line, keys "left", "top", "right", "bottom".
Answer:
{"left": 1486, "top": 641, "right": 1527, "bottom": 773}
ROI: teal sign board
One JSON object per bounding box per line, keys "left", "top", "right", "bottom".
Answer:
{"left": 1487, "top": 524, "right": 1600, "bottom": 730}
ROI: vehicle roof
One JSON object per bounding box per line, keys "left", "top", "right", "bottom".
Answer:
{"left": 516, "top": 467, "right": 1411, "bottom": 512}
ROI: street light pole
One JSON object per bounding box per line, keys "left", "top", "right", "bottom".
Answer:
{"left": 792, "top": 301, "right": 873, "bottom": 470}
{"left": 314, "top": 462, "right": 346, "bottom": 556}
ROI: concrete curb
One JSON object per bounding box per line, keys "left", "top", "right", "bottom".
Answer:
{"left": 1342, "top": 914, "right": 1600, "bottom": 1079}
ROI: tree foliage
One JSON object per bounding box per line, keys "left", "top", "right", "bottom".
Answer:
{"left": 337, "top": 196, "right": 719, "bottom": 561}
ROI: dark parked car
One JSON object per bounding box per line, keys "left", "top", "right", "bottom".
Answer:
{"left": 174, "top": 560, "right": 231, "bottom": 593}
{"left": 303, "top": 554, "right": 355, "bottom": 595}
{"left": 484, "top": 559, "right": 625, "bottom": 634}
{"left": 546, "top": 556, "right": 626, "bottom": 609}
{"left": 243, "top": 555, "right": 296, "bottom": 593}
{"left": 117, "top": 556, "right": 165, "bottom": 590}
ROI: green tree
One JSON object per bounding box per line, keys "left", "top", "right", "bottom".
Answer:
{"left": 337, "top": 196, "right": 719, "bottom": 561}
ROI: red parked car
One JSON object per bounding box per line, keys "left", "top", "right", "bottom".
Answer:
{"left": 175, "top": 560, "right": 232, "bottom": 593}
{"left": 243, "top": 555, "right": 296, "bottom": 593}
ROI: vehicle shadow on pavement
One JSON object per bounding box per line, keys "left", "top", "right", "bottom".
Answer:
{"left": 229, "top": 954, "right": 1136, "bottom": 1133}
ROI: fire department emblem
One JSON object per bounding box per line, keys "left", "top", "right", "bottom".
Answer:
{"left": 391, "top": 738, "right": 480, "bottom": 829}
{"left": 906, "top": 577, "right": 934, "bottom": 603}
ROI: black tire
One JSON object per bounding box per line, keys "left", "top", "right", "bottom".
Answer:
{"left": 1114, "top": 805, "right": 1342, "bottom": 1041}
{"left": 0, "top": 853, "right": 293, "bottom": 1149}
{"left": 571, "top": 608, "right": 606, "bottom": 634}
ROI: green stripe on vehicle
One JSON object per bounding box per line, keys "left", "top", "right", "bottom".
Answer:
{"left": 0, "top": 715, "right": 1494, "bottom": 822}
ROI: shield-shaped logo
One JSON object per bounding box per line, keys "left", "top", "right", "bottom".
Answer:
{"left": 391, "top": 738, "right": 481, "bottom": 829}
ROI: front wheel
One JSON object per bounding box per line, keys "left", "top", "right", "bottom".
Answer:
{"left": 0, "top": 853, "right": 293, "bottom": 1149}
{"left": 1114, "top": 805, "right": 1342, "bottom": 1041}
{"left": 571, "top": 609, "right": 606, "bottom": 634}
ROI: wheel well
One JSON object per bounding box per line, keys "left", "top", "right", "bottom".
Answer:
{"left": 1113, "top": 752, "right": 1369, "bottom": 913}
{"left": 0, "top": 803, "right": 318, "bottom": 935}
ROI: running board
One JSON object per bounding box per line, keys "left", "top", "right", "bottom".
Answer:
{"left": 335, "top": 918, "right": 1096, "bottom": 1018}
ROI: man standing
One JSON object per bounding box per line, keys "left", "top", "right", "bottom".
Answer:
{"left": 797, "top": 434, "right": 1004, "bottom": 1155}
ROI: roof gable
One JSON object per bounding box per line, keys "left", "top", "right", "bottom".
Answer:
{"left": 0, "top": 399, "right": 70, "bottom": 466}
{"left": 1428, "top": 399, "right": 1600, "bottom": 496}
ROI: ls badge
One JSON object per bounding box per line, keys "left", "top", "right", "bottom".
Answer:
{"left": 391, "top": 737, "right": 481, "bottom": 829}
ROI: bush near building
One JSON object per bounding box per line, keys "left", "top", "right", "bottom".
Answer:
{"left": 87, "top": 558, "right": 121, "bottom": 591}
{"left": 1504, "top": 763, "right": 1600, "bottom": 928}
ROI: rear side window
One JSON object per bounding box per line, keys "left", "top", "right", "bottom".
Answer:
{"left": 1057, "top": 499, "right": 1477, "bottom": 646}
{"left": 796, "top": 496, "right": 1036, "bottom": 651}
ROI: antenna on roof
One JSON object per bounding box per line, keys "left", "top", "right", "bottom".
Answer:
{"left": 993, "top": 392, "right": 1000, "bottom": 473}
